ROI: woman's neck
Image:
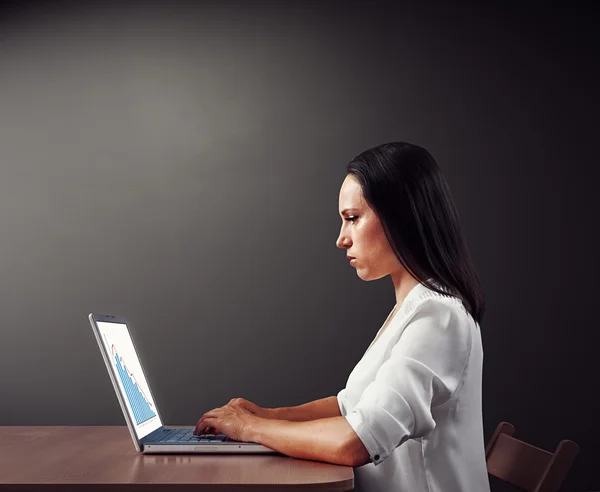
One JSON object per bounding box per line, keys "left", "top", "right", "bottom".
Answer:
{"left": 391, "top": 270, "right": 421, "bottom": 307}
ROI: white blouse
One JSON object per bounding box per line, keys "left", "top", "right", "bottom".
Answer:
{"left": 337, "top": 281, "right": 490, "bottom": 492}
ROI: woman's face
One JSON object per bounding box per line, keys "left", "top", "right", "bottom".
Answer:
{"left": 336, "top": 174, "right": 401, "bottom": 281}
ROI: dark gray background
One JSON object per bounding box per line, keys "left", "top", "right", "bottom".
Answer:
{"left": 0, "top": 1, "right": 597, "bottom": 490}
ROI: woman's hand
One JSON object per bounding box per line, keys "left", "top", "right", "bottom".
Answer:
{"left": 226, "top": 397, "right": 273, "bottom": 419}
{"left": 193, "top": 398, "right": 268, "bottom": 441}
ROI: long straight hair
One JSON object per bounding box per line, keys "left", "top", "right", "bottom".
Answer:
{"left": 347, "top": 142, "right": 485, "bottom": 325}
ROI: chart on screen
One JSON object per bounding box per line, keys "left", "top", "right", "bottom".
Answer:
{"left": 97, "top": 321, "right": 160, "bottom": 434}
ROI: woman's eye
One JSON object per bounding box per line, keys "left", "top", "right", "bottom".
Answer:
{"left": 345, "top": 216, "right": 358, "bottom": 223}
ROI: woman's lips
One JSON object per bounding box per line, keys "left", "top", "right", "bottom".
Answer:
{"left": 349, "top": 258, "right": 357, "bottom": 266}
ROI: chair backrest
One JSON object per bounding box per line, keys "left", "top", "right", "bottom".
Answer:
{"left": 485, "top": 422, "right": 579, "bottom": 492}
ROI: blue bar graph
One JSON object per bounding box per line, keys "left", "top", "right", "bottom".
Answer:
{"left": 114, "top": 353, "right": 156, "bottom": 425}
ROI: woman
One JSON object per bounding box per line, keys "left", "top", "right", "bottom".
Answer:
{"left": 194, "top": 142, "right": 490, "bottom": 492}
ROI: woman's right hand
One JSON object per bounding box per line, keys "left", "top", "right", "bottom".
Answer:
{"left": 226, "top": 397, "right": 274, "bottom": 420}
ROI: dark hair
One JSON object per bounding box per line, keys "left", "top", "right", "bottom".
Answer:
{"left": 347, "top": 142, "right": 485, "bottom": 325}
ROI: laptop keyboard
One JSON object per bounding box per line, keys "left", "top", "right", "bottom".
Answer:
{"left": 156, "top": 428, "right": 235, "bottom": 443}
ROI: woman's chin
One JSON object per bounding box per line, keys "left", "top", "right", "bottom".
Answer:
{"left": 356, "top": 268, "right": 386, "bottom": 282}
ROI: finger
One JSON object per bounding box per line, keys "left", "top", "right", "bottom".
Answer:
{"left": 194, "top": 409, "right": 219, "bottom": 434}
{"left": 194, "top": 417, "right": 208, "bottom": 435}
{"left": 201, "top": 418, "right": 217, "bottom": 435}
{"left": 196, "top": 417, "right": 219, "bottom": 435}
{"left": 194, "top": 417, "right": 204, "bottom": 434}
{"left": 194, "top": 421, "right": 207, "bottom": 435}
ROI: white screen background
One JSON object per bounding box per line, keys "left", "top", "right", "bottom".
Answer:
{"left": 97, "top": 321, "right": 162, "bottom": 439}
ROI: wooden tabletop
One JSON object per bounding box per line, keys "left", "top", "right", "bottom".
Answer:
{"left": 0, "top": 426, "right": 354, "bottom": 491}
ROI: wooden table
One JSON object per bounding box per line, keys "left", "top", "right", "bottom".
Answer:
{"left": 0, "top": 426, "right": 354, "bottom": 491}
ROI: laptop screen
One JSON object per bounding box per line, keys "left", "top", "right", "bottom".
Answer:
{"left": 96, "top": 321, "right": 162, "bottom": 439}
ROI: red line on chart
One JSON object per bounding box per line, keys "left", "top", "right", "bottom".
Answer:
{"left": 110, "top": 344, "right": 154, "bottom": 408}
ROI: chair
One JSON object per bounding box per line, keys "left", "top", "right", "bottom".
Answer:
{"left": 485, "top": 421, "right": 580, "bottom": 492}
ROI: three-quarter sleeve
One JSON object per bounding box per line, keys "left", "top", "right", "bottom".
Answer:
{"left": 344, "top": 298, "right": 472, "bottom": 466}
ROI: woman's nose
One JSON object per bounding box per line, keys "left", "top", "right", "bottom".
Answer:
{"left": 336, "top": 233, "right": 350, "bottom": 249}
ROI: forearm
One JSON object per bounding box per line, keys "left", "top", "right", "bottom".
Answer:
{"left": 249, "top": 416, "right": 362, "bottom": 466}
{"left": 268, "top": 396, "right": 341, "bottom": 421}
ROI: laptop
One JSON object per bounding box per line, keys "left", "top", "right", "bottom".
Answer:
{"left": 89, "top": 313, "right": 279, "bottom": 455}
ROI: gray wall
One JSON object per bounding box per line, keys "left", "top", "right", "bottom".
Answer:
{"left": 0, "top": 2, "right": 597, "bottom": 490}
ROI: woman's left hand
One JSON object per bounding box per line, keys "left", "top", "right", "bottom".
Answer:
{"left": 193, "top": 403, "right": 259, "bottom": 442}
